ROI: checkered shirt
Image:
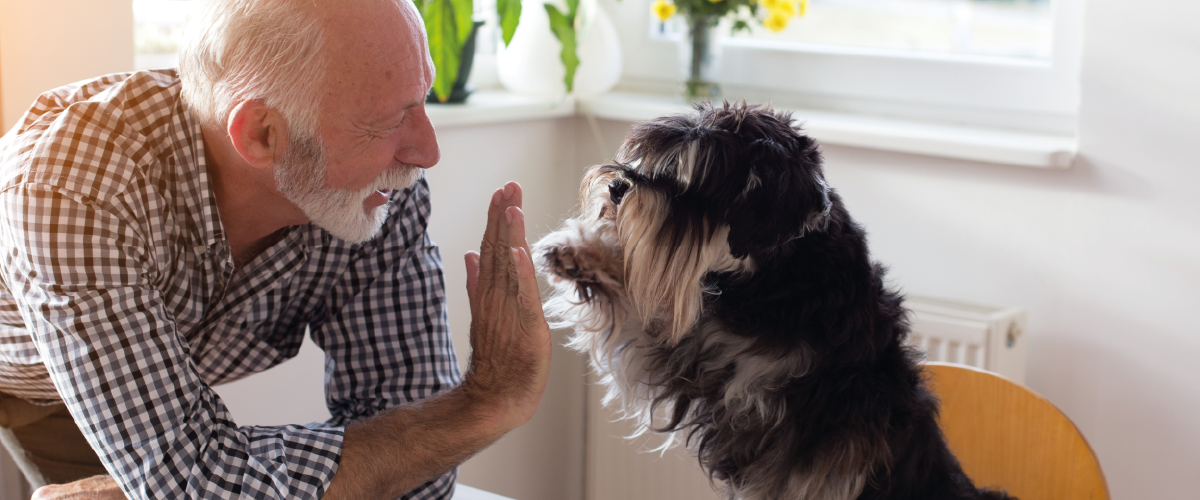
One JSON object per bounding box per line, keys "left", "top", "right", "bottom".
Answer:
{"left": 0, "top": 70, "right": 462, "bottom": 499}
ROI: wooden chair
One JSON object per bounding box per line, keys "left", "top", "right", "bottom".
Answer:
{"left": 924, "top": 362, "right": 1110, "bottom": 500}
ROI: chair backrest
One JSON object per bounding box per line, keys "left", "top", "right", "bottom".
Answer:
{"left": 924, "top": 362, "right": 1109, "bottom": 500}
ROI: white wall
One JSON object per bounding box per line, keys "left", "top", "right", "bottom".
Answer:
{"left": 0, "top": 0, "right": 134, "bottom": 130}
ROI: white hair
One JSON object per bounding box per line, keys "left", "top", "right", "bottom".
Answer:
{"left": 179, "top": 0, "right": 330, "bottom": 138}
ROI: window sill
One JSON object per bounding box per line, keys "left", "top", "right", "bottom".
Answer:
{"left": 577, "top": 91, "right": 1077, "bottom": 169}
{"left": 428, "top": 89, "right": 1077, "bottom": 169}
{"left": 427, "top": 90, "right": 576, "bottom": 128}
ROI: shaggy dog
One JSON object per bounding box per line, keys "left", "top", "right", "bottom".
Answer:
{"left": 532, "top": 102, "right": 1011, "bottom": 500}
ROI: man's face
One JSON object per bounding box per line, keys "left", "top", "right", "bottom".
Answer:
{"left": 274, "top": 132, "right": 420, "bottom": 243}
{"left": 279, "top": 0, "right": 439, "bottom": 242}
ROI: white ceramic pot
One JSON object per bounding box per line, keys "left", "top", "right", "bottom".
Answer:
{"left": 497, "top": 0, "right": 622, "bottom": 97}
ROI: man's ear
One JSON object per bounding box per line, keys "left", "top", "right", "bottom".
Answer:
{"left": 227, "top": 100, "right": 286, "bottom": 169}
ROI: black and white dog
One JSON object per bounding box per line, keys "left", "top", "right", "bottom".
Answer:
{"left": 533, "top": 102, "right": 1012, "bottom": 500}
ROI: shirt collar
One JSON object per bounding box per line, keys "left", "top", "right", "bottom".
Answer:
{"left": 171, "top": 93, "right": 229, "bottom": 258}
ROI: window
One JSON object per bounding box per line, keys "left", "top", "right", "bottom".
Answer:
{"left": 614, "top": 0, "right": 1083, "bottom": 134}
{"left": 700, "top": 0, "right": 1054, "bottom": 61}
{"left": 133, "top": 0, "right": 194, "bottom": 71}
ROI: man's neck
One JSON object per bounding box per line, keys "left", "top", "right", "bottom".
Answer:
{"left": 199, "top": 124, "right": 309, "bottom": 255}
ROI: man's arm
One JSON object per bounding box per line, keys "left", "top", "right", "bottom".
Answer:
{"left": 5, "top": 184, "right": 344, "bottom": 500}
{"left": 322, "top": 181, "right": 551, "bottom": 499}
{"left": 33, "top": 182, "right": 550, "bottom": 500}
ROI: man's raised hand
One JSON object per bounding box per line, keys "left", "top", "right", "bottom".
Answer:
{"left": 463, "top": 181, "right": 552, "bottom": 433}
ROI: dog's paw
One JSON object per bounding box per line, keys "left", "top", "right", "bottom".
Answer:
{"left": 533, "top": 223, "right": 624, "bottom": 293}
{"left": 538, "top": 245, "right": 599, "bottom": 283}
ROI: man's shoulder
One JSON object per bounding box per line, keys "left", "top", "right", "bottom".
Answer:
{"left": 0, "top": 70, "right": 192, "bottom": 201}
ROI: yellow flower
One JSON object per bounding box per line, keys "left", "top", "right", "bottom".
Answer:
{"left": 799, "top": 0, "right": 808, "bottom": 16}
{"left": 708, "top": 0, "right": 724, "bottom": 3}
{"left": 763, "top": 10, "right": 789, "bottom": 31}
{"left": 760, "top": 0, "right": 783, "bottom": 10}
{"left": 652, "top": 0, "right": 677, "bottom": 21}
{"left": 772, "top": 0, "right": 796, "bottom": 17}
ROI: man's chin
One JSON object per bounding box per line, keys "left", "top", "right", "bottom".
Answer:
{"left": 289, "top": 168, "right": 419, "bottom": 244}
{"left": 311, "top": 204, "right": 391, "bottom": 244}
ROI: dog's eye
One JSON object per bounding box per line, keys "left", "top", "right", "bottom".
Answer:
{"left": 609, "top": 178, "right": 631, "bottom": 205}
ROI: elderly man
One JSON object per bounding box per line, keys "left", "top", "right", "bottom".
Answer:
{"left": 0, "top": 0, "right": 551, "bottom": 499}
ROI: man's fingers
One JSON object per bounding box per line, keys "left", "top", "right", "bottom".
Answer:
{"left": 504, "top": 205, "right": 532, "bottom": 299}
{"left": 31, "top": 485, "right": 53, "bottom": 500}
{"left": 465, "top": 251, "right": 481, "bottom": 314}
{"left": 501, "top": 204, "right": 532, "bottom": 300}
{"left": 491, "top": 184, "right": 518, "bottom": 285}
{"left": 505, "top": 182, "right": 525, "bottom": 252}
{"left": 477, "top": 188, "right": 505, "bottom": 284}
{"left": 512, "top": 246, "right": 547, "bottom": 328}
{"left": 32, "top": 475, "right": 125, "bottom": 500}
{"left": 505, "top": 206, "right": 529, "bottom": 252}
{"left": 504, "top": 181, "right": 524, "bottom": 224}
{"left": 506, "top": 247, "right": 523, "bottom": 297}
{"left": 481, "top": 182, "right": 522, "bottom": 292}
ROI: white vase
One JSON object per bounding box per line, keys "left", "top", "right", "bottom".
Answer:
{"left": 497, "top": 0, "right": 622, "bottom": 97}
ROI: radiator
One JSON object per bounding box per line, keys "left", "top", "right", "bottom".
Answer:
{"left": 904, "top": 294, "right": 1027, "bottom": 384}
{"left": 583, "top": 295, "right": 1028, "bottom": 500}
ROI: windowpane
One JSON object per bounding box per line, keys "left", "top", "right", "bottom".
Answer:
{"left": 659, "top": 0, "right": 1053, "bottom": 61}
{"left": 133, "top": 0, "right": 194, "bottom": 70}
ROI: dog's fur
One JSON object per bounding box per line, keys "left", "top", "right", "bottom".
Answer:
{"left": 532, "top": 102, "right": 1012, "bottom": 500}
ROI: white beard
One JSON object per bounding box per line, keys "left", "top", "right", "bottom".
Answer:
{"left": 274, "top": 135, "right": 421, "bottom": 243}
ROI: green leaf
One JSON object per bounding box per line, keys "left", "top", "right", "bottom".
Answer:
{"left": 453, "top": 0, "right": 474, "bottom": 46}
{"left": 422, "top": 0, "right": 464, "bottom": 102}
{"left": 544, "top": 4, "right": 579, "bottom": 93}
{"left": 497, "top": 0, "right": 522, "bottom": 46}
{"left": 731, "top": 19, "right": 751, "bottom": 35}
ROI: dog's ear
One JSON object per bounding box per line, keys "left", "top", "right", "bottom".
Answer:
{"left": 726, "top": 130, "right": 831, "bottom": 259}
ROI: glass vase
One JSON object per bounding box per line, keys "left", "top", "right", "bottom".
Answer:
{"left": 679, "top": 15, "right": 722, "bottom": 101}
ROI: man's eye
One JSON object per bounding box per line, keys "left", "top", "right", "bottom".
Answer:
{"left": 367, "top": 125, "right": 397, "bottom": 139}
{"left": 367, "top": 113, "right": 407, "bottom": 138}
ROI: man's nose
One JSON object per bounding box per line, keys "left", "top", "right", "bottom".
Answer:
{"left": 398, "top": 107, "right": 440, "bottom": 169}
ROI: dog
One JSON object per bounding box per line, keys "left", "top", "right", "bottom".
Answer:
{"left": 532, "top": 102, "right": 1012, "bottom": 500}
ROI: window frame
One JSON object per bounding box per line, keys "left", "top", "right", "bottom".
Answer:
{"left": 605, "top": 0, "right": 1085, "bottom": 135}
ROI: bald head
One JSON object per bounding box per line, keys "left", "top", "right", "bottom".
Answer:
{"left": 319, "top": 0, "right": 432, "bottom": 73}
{"left": 179, "top": 0, "right": 432, "bottom": 139}
{"left": 317, "top": 0, "right": 435, "bottom": 125}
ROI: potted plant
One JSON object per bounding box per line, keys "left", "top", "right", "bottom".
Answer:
{"left": 653, "top": 0, "right": 808, "bottom": 100}
{"left": 419, "top": 0, "right": 600, "bottom": 102}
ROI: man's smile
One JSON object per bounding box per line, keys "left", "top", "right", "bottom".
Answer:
{"left": 364, "top": 189, "right": 392, "bottom": 209}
